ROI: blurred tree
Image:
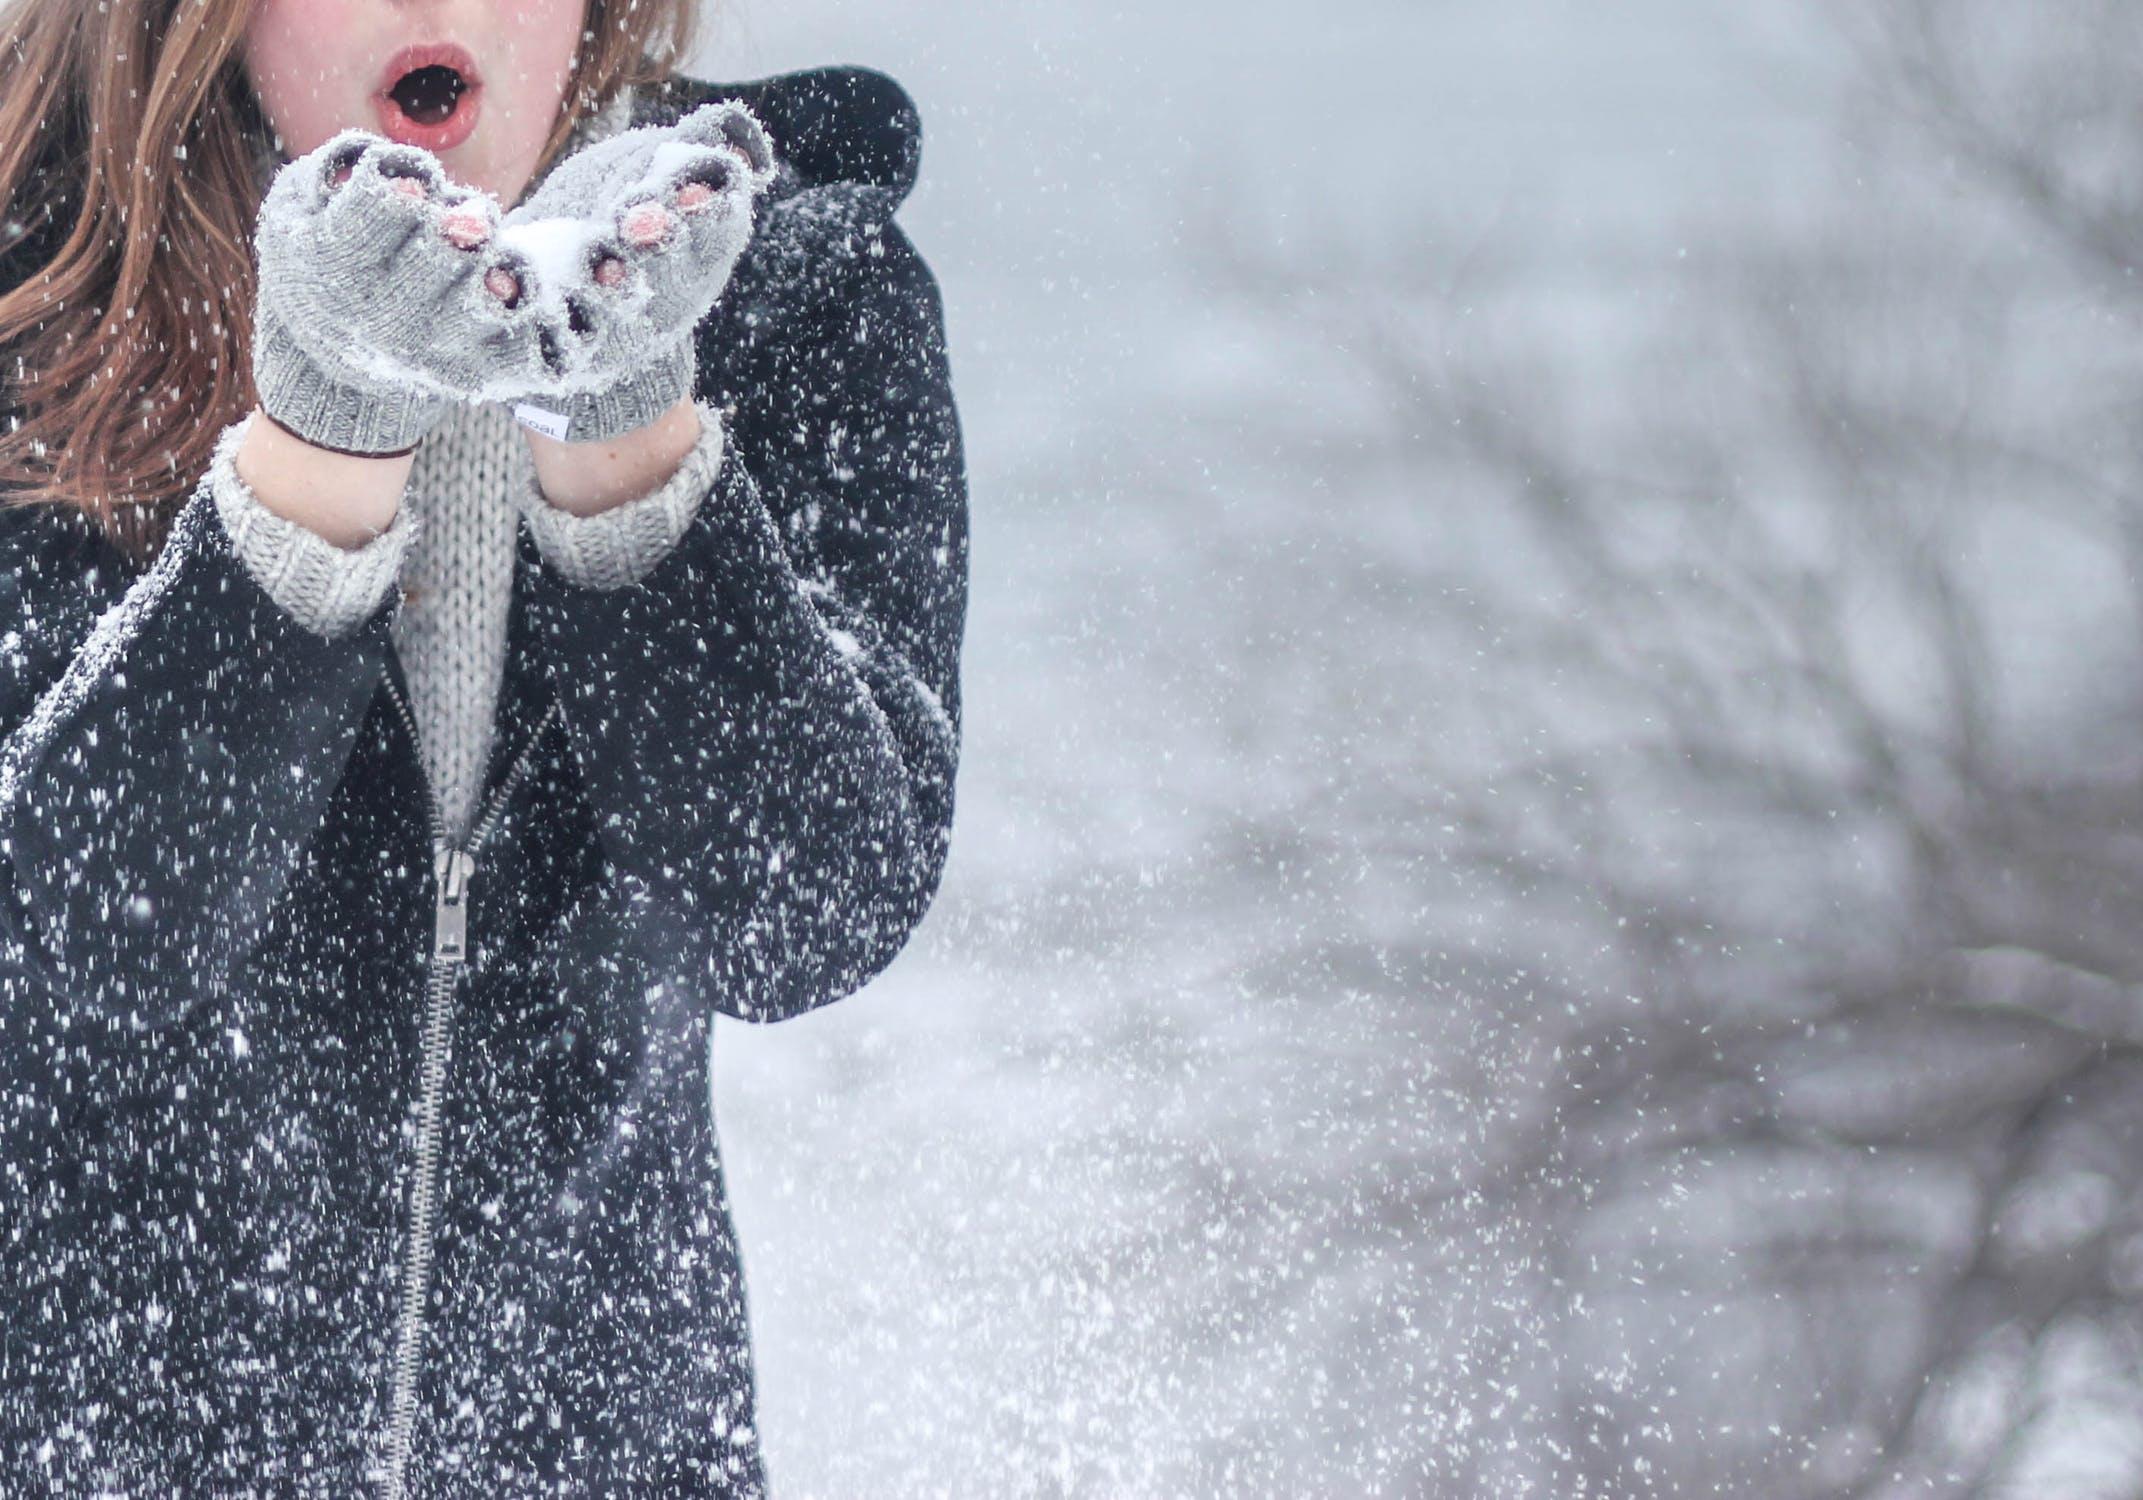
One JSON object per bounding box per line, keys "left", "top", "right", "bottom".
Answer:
{"left": 1198, "top": 1, "right": 2143, "bottom": 1493}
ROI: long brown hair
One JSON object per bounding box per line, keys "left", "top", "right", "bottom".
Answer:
{"left": 0, "top": 0, "right": 699, "bottom": 568}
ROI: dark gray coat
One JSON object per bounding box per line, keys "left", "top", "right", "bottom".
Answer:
{"left": 0, "top": 65, "right": 966, "bottom": 1497}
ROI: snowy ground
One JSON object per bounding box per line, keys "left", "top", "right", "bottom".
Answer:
{"left": 696, "top": 3, "right": 1846, "bottom": 1493}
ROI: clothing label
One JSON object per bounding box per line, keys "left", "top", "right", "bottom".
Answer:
{"left": 511, "top": 403, "right": 573, "bottom": 442}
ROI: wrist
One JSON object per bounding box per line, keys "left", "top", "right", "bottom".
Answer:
{"left": 521, "top": 396, "right": 703, "bottom": 517}
{"left": 234, "top": 408, "right": 414, "bottom": 549}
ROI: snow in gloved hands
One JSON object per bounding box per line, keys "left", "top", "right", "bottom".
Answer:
{"left": 253, "top": 100, "right": 775, "bottom": 414}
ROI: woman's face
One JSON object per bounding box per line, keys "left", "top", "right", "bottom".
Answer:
{"left": 242, "top": 0, "right": 587, "bottom": 207}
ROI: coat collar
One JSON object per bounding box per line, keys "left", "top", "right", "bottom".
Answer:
{"left": 632, "top": 66, "right": 923, "bottom": 212}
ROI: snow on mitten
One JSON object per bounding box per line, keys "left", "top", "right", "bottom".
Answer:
{"left": 251, "top": 132, "right": 505, "bottom": 456}
{"left": 474, "top": 101, "right": 776, "bottom": 444}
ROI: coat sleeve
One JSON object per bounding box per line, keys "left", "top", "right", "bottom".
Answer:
{"left": 516, "top": 185, "right": 969, "bottom": 1024}
{"left": 0, "top": 432, "right": 400, "bottom": 1031}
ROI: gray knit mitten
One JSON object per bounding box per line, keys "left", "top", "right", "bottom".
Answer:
{"left": 251, "top": 132, "right": 506, "bottom": 456}
{"left": 475, "top": 101, "right": 776, "bottom": 444}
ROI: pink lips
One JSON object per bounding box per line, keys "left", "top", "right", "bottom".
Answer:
{"left": 373, "top": 42, "right": 483, "bottom": 154}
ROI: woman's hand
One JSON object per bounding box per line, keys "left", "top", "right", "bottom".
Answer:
{"left": 474, "top": 101, "right": 776, "bottom": 444}
{"left": 247, "top": 97, "right": 770, "bottom": 467}
{"left": 250, "top": 131, "right": 506, "bottom": 456}
{"left": 236, "top": 103, "right": 773, "bottom": 551}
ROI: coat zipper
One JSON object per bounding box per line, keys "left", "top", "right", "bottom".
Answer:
{"left": 374, "top": 667, "right": 561, "bottom": 1500}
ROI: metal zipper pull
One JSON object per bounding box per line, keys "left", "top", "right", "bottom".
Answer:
{"left": 373, "top": 666, "right": 561, "bottom": 1498}
{"left": 432, "top": 846, "right": 474, "bottom": 964}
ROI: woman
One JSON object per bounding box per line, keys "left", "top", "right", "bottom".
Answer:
{"left": 0, "top": 0, "right": 967, "bottom": 1494}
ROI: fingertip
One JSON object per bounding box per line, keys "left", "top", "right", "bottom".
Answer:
{"left": 321, "top": 138, "right": 370, "bottom": 194}
{"left": 441, "top": 204, "right": 493, "bottom": 250}
{"left": 620, "top": 201, "right": 673, "bottom": 245}
{"left": 484, "top": 265, "right": 523, "bottom": 308}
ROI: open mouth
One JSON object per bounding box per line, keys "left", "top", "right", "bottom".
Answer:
{"left": 374, "top": 43, "right": 482, "bottom": 153}
{"left": 391, "top": 66, "right": 466, "bottom": 126}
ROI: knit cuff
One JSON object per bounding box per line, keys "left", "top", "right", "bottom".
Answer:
{"left": 513, "top": 402, "right": 725, "bottom": 591}
{"left": 251, "top": 305, "right": 446, "bottom": 457}
{"left": 208, "top": 415, "right": 419, "bottom": 641}
{"left": 506, "top": 341, "right": 697, "bottom": 446}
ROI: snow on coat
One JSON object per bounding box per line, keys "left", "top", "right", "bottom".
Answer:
{"left": 0, "top": 64, "right": 967, "bottom": 1498}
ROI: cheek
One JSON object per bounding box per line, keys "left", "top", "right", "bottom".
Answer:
{"left": 467, "top": 0, "right": 585, "bottom": 203}
{"left": 244, "top": 0, "right": 369, "bottom": 155}
{"left": 497, "top": 0, "right": 586, "bottom": 87}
